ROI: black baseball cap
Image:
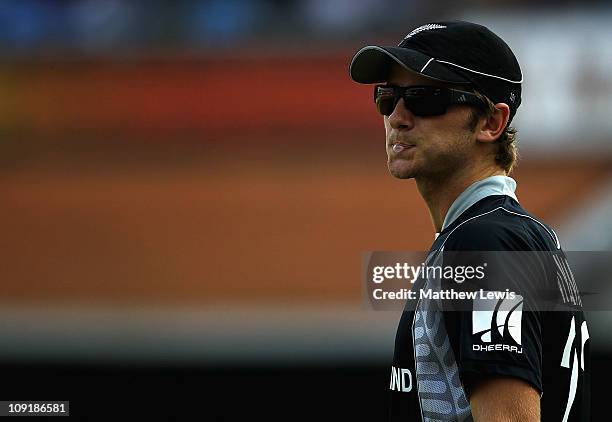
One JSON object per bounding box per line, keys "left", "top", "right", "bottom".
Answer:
{"left": 349, "top": 21, "right": 523, "bottom": 122}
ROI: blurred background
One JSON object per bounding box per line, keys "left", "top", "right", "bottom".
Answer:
{"left": 0, "top": 0, "right": 611, "bottom": 419}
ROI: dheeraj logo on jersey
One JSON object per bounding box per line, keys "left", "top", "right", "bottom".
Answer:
{"left": 472, "top": 292, "right": 524, "bottom": 354}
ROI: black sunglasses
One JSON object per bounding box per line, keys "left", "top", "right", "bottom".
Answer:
{"left": 373, "top": 85, "right": 486, "bottom": 117}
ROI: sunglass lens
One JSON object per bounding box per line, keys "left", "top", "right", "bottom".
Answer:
{"left": 405, "top": 100, "right": 446, "bottom": 116}
{"left": 374, "top": 86, "right": 452, "bottom": 117}
{"left": 404, "top": 87, "right": 447, "bottom": 116}
{"left": 376, "top": 97, "right": 396, "bottom": 116}
{"left": 375, "top": 87, "right": 397, "bottom": 116}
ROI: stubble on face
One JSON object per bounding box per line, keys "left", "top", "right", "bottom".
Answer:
{"left": 386, "top": 131, "right": 474, "bottom": 182}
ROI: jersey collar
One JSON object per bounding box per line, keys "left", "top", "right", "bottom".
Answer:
{"left": 436, "top": 175, "right": 518, "bottom": 237}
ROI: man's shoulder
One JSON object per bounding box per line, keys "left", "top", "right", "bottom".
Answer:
{"left": 440, "top": 195, "right": 560, "bottom": 252}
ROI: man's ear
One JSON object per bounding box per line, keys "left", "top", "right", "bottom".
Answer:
{"left": 475, "top": 103, "right": 510, "bottom": 143}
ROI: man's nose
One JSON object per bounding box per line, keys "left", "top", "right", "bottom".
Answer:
{"left": 388, "top": 98, "right": 415, "bottom": 130}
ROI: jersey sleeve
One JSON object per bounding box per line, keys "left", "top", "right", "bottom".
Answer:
{"left": 440, "top": 220, "right": 545, "bottom": 395}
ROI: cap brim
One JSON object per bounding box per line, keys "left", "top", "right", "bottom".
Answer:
{"left": 349, "top": 45, "right": 470, "bottom": 85}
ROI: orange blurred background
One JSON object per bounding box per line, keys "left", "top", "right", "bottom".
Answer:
{"left": 1, "top": 56, "right": 610, "bottom": 307}
{"left": 0, "top": 3, "right": 611, "bottom": 418}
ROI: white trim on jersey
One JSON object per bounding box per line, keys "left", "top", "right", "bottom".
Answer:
{"left": 439, "top": 206, "right": 561, "bottom": 251}
{"left": 499, "top": 208, "right": 561, "bottom": 249}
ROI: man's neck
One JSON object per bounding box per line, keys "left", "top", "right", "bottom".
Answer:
{"left": 416, "top": 167, "right": 506, "bottom": 233}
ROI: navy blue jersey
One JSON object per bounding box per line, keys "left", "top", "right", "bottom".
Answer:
{"left": 389, "top": 195, "right": 590, "bottom": 421}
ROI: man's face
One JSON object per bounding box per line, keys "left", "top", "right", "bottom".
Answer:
{"left": 384, "top": 64, "right": 477, "bottom": 180}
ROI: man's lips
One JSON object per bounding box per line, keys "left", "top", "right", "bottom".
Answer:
{"left": 389, "top": 141, "right": 415, "bottom": 153}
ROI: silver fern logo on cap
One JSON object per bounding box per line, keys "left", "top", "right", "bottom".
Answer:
{"left": 401, "top": 24, "right": 447, "bottom": 43}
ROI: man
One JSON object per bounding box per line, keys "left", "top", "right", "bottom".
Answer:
{"left": 350, "top": 21, "right": 590, "bottom": 421}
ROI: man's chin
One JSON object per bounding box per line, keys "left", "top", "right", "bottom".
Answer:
{"left": 388, "top": 163, "right": 416, "bottom": 179}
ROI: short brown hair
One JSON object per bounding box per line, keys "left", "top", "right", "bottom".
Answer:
{"left": 467, "top": 91, "right": 519, "bottom": 174}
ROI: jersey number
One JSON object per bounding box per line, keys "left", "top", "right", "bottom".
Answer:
{"left": 560, "top": 316, "right": 589, "bottom": 422}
